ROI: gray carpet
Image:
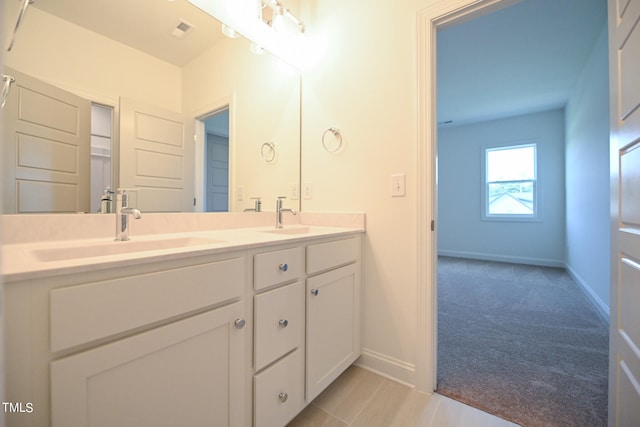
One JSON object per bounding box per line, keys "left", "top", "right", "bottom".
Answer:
{"left": 436, "top": 256, "right": 609, "bottom": 427}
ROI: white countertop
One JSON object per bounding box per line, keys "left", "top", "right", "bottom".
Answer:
{"left": 2, "top": 213, "right": 365, "bottom": 283}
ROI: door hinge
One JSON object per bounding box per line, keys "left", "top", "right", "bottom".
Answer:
{"left": 431, "top": 220, "right": 435, "bottom": 231}
{"left": 194, "top": 197, "right": 196, "bottom": 206}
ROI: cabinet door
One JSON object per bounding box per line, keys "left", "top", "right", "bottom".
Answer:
{"left": 306, "top": 263, "right": 361, "bottom": 402}
{"left": 51, "top": 302, "right": 246, "bottom": 427}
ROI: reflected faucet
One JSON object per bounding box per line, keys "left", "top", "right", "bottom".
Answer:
{"left": 276, "top": 196, "right": 296, "bottom": 229}
{"left": 115, "top": 188, "right": 141, "bottom": 241}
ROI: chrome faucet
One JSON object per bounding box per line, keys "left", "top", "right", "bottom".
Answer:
{"left": 115, "top": 189, "right": 141, "bottom": 241}
{"left": 276, "top": 196, "right": 296, "bottom": 228}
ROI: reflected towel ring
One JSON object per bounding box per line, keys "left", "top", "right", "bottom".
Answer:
{"left": 261, "top": 142, "right": 276, "bottom": 162}
{"left": 322, "top": 128, "right": 342, "bottom": 153}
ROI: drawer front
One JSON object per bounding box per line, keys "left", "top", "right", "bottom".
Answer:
{"left": 254, "top": 247, "right": 302, "bottom": 291}
{"left": 306, "top": 236, "right": 360, "bottom": 275}
{"left": 254, "top": 281, "right": 303, "bottom": 371}
{"left": 254, "top": 349, "right": 304, "bottom": 427}
{"left": 50, "top": 257, "right": 245, "bottom": 353}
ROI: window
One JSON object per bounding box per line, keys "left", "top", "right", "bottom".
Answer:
{"left": 484, "top": 144, "right": 537, "bottom": 219}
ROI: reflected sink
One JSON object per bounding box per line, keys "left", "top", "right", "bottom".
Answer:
{"left": 261, "top": 227, "right": 311, "bottom": 235}
{"left": 34, "top": 236, "right": 224, "bottom": 262}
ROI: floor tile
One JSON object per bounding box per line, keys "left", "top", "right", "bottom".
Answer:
{"left": 351, "top": 379, "right": 434, "bottom": 427}
{"left": 288, "top": 405, "right": 348, "bottom": 427}
{"left": 312, "top": 366, "right": 384, "bottom": 424}
{"left": 431, "top": 394, "right": 511, "bottom": 427}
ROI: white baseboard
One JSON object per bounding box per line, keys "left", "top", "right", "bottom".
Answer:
{"left": 438, "top": 249, "right": 564, "bottom": 268}
{"left": 356, "top": 349, "right": 416, "bottom": 388}
{"left": 565, "top": 264, "right": 610, "bottom": 324}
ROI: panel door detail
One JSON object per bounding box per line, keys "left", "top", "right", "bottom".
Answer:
{"left": 119, "top": 97, "right": 194, "bottom": 212}
{"left": 1, "top": 67, "right": 90, "bottom": 213}
{"left": 306, "top": 263, "right": 361, "bottom": 402}
{"left": 609, "top": 0, "right": 640, "bottom": 424}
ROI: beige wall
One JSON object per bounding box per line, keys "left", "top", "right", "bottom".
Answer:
{"left": 2, "top": 5, "right": 181, "bottom": 110}
{"left": 182, "top": 36, "right": 301, "bottom": 212}
{"left": 300, "top": 0, "right": 431, "bottom": 384}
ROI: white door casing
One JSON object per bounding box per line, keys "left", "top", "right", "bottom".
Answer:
{"left": 2, "top": 67, "right": 90, "bottom": 214}
{"left": 608, "top": 0, "right": 640, "bottom": 424}
{"left": 119, "top": 98, "right": 194, "bottom": 212}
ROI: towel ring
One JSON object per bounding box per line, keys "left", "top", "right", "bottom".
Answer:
{"left": 261, "top": 142, "right": 276, "bottom": 163}
{"left": 322, "top": 128, "right": 342, "bottom": 153}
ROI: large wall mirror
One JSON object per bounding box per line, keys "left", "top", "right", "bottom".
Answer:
{"left": 1, "top": 0, "right": 301, "bottom": 214}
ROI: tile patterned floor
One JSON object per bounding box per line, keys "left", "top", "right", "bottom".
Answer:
{"left": 288, "top": 366, "right": 521, "bottom": 427}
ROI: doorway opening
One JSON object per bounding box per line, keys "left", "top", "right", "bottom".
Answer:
{"left": 196, "top": 106, "right": 231, "bottom": 212}
{"left": 430, "top": 0, "right": 609, "bottom": 425}
{"left": 90, "top": 103, "right": 114, "bottom": 213}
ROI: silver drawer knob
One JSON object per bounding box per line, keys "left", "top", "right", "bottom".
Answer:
{"left": 279, "top": 263, "right": 288, "bottom": 272}
{"left": 310, "top": 288, "right": 319, "bottom": 296}
{"left": 279, "top": 319, "right": 289, "bottom": 328}
{"left": 234, "top": 318, "right": 246, "bottom": 329}
{"left": 278, "top": 392, "right": 288, "bottom": 403}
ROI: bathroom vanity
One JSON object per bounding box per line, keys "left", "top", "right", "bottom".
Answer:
{"left": 1, "top": 213, "right": 364, "bottom": 427}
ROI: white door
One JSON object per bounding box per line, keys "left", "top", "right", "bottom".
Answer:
{"left": 2, "top": 67, "right": 90, "bottom": 214}
{"left": 119, "top": 98, "right": 194, "bottom": 212}
{"left": 608, "top": 0, "right": 640, "bottom": 424}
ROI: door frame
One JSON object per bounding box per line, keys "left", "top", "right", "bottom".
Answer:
{"left": 192, "top": 95, "right": 235, "bottom": 212}
{"left": 416, "top": 0, "right": 535, "bottom": 392}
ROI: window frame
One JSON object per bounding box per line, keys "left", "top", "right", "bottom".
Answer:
{"left": 482, "top": 142, "right": 540, "bottom": 222}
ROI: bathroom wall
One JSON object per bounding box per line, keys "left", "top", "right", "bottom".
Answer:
{"left": 300, "top": 0, "right": 430, "bottom": 384}
{"left": 438, "top": 109, "right": 567, "bottom": 266}
{"left": 565, "top": 25, "right": 610, "bottom": 316}
{"left": 181, "top": 36, "right": 301, "bottom": 212}
{"left": 2, "top": 4, "right": 181, "bottom": 111}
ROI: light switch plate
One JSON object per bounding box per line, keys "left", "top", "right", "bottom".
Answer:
{"left": 391, "top": 174, "right": 406, "bottom": 197}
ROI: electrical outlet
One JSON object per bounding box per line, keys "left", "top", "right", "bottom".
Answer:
{"left": 291, "top": 183, "right": 300, "bottom": 200}
{"left": 391, "top": 173, "right": 406, "bottom": 197}
{"left": 303, "top": 182, "right": 313, "bottom": 200}
{"left": 236, "top": 185, "right": 244, "bottom": 201}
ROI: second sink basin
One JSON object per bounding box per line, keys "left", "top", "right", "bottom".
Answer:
{"left": 34, "top": 236, "right": 224, "bottom": 262}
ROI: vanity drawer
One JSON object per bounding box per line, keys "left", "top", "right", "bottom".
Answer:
{"left": 50, "top": 257, "right": 245, "bottom": 353}
{"left": 306, "top": 236, "right": 360, "bottom": 275}
{"left": 254, "top": 281, "right": 303, "bottom": 371}
{"left": 254, "top": 348, "right": 304, "bottom": 427}
{"left": 254, "top": 247, "right": 302, "bottom": 291}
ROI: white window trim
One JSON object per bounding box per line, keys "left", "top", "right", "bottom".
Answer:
{"left": 481, "top": 142, "right": 541, "bottom": 222}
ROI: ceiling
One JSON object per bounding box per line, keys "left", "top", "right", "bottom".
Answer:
{"left": 436, "top": 0, "right": 608, "bottom": 127}
{"left": 32, "top": 0, "right": 226, "bottom": 66}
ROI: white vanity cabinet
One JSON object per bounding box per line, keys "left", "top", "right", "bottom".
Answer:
{"left": 3, "top": 252, "right": 248, "bottom": 427}
{"left": 252, "top": 246, "right": 305, "bottom": 427}
{"left": 305, "top": 236, "right": 362, "bottom": 402}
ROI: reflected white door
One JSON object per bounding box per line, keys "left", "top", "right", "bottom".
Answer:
{"left": 2, "top": 67, "right": 90, "bottom": 214}
{"left": 119, "top": 98, "right": 194, "bottom": 212}
{"left": 608, "top": 0, "right": 640, "bottom": 424}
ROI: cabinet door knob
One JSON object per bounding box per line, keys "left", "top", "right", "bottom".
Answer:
{"left": 278, "top": 392, "right": 288, "bottom": 403}
{"left": 310, "top": 289, "right": 319, "bottom": 296}
{"left": 279, "top": 263, "right": 288, "bottom": 272}
{"left": 234, "top": 318, "right": 246, "bottom": 329}
{"left": 279, "top": 319, "right": 289, "bottom": 328}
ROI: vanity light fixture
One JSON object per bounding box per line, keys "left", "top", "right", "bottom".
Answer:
{"left": 222, "top": 24, "right": 240, "bottom": 39}
{"left": 261, "top": 0, "right": 305, "bottom": 34}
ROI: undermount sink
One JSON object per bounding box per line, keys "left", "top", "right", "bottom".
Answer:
{"left": 33, "top": 236, "right": 224, "bottom": 262}
{"left": 261, "top": 227, "right": 311, "bottom": 235}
